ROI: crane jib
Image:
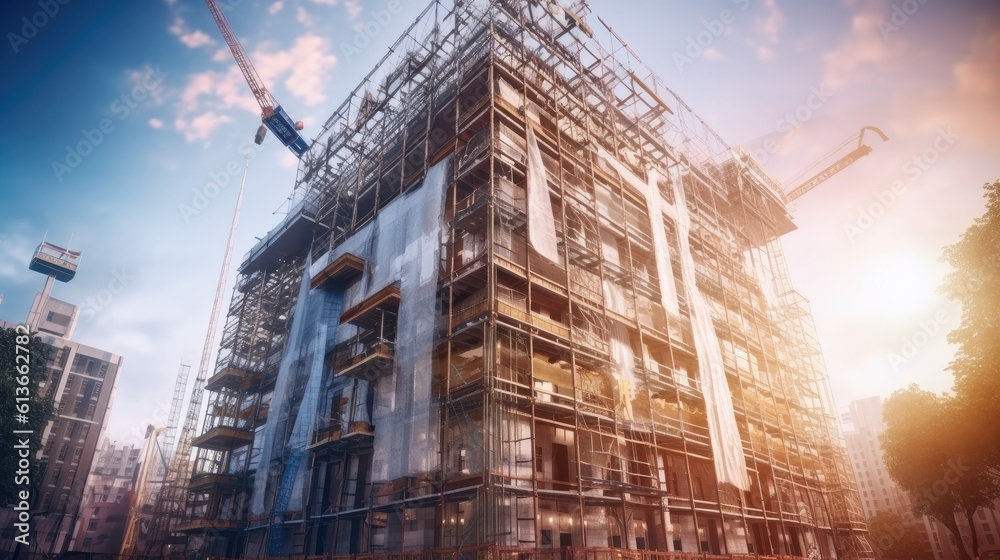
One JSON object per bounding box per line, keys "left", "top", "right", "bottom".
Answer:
{"left": 263, "top": 106, "right": 309, "bottom": 157}
{"left": 786, "top": 145, "right": 873, "bottom": 202}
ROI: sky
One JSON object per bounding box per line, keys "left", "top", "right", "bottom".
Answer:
{"left": 0, "top": 0, "right": 997, "bottom": 446}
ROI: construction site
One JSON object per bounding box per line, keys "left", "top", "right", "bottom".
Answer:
{"left": 140, "top": 0, "right": 874, "bottom": 557}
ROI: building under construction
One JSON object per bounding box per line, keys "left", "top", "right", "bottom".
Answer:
{"left": 181, "top": 0, "right": 872, "bottom": 557}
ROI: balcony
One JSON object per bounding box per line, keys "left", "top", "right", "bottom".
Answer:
{"left": 328, "top": 332, "right": 396, "bottom": 381}
{"left": 188, "top": 472, "right": 240, "bottom": 491}
{"left": 496, "top": 299, "right": 570, "bottom": 340}
{"left": 192, "top": 425, "right": 254, "bottom": 451}
{"left": 308, "top": 421, "right": 374, "bottom": 453}
{"left": 311, "top": 252, "right": 365, "bottom": 289}
{"left": 205, "top": 365, "right": 258, "bottom": 392}
{"left": 340, "top": 285, "right": 400, "bottom": 328}
{"left": 176, "top": 518, "right": 241, "bottom": 534}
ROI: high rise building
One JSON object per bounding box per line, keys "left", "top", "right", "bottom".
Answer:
{"left": 841, "top": 397, "right": 936, "bottom": 557}
{"left": 0, "top": 243, "right": 124, "bottom": 555}
{"left": 182, "top": 1, "right": 872, "bottom": 557}
{"left": 67, "top": 439, "right": 140, "bottom": 554}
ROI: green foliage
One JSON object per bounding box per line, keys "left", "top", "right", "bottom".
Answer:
{"left": 867, "top": 510, "right": 935, "bottom": 560}
{"left": 942, "top": 179, "right": 1000, "bottom": 458}
{"left": 881, "top": 386, "right": 1000, "bottom": 560}
{"left": 880, "top": 179, "right": 1000, "bottom": 560}
{"left": 0, "top": 326, "right": 55, "bottom": 506}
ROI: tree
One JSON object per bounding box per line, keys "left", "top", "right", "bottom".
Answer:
{"left": 881, "top": 386, "right": 1000, "bottom": 560}
{"left": 867, "top": 510, "right": 935, "bottom": 560}
{"left": 942, "top": 179, "right": 1000, "bottom": 460}
{"left": 0, "top": 326, "right": 54, "bottom": 506}
{"left": 881, "top": 180, "right": 1000, "bottom": 559}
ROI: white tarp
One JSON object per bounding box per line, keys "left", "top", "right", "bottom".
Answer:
{"left": 526, "top": 125, "right": 561, "bottom": 263}
{"left": 596, "top": 149, "right": 680, "bottom": 316}
{"left": 744, "top": 246, "right": 777, "bottom": 307}
{"left": 670, "top": 168, "right": 751, "bottom": 491}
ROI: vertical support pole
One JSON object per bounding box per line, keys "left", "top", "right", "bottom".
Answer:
{"left": 27, "top": 274, "right": 56, "bottom": 333}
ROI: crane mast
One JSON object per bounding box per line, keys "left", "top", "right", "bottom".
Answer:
{"left": 144, "top": 156, "right": 253, "bottom": 556}
{"left": 119, "top": 426, "right": 165, "bottom": 557}
{"left": 204, "top": 0, "right": 310, "bottom": 157}
{"left": 119, "top": 362, "right": 191, "bottom": 557}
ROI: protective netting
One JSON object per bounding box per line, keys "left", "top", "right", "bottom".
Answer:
{"left": 309, "top": 156, "right": 451, "bottom": 482}
{"left": 251, "top": 257, "right": 345, "bottom": 523}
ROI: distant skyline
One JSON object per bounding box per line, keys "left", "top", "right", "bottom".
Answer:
{"left": 1, "top": 0, "right": 998, "bottom": 445}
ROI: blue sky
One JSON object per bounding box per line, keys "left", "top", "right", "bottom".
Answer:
{"left": 1, "top": 0, "right": 998, "bottom": 445}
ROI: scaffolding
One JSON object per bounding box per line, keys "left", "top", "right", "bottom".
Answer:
{"left": 186, "top": 0, "right": 872, "bottom": 558}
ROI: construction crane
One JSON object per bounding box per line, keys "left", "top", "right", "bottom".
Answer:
{"left": 784, "top": 126, "right": 889, "bottom": 202}
{"left": 145, "top": 156, "right": 253, "bottom": 556}
{"left": 119, "top": 425, "right": 165, "bottom": 558}
{"left": 205, "top": 0, "right": 309, "bottom": 157}
{"left": 119, "top": 362, "right": 190, "bottom": 557}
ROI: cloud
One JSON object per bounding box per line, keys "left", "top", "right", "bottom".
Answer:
{"left": 174, "top": 111, "right": 233, "bottom": 142}
{"left": 278, "top": 150, "right": 299, "bottom": 169}
{"left": 211, "top": 47, "right": 231, "bottom": 62}
{"left": 344, "top": 0, "right": 362, "bottom": 20}
{"left": 756, "top": 0, "right": 786, "bottom": 44}
{"left": 892, "top": 25, "right": 1000, "bottom": 147}
{"left": 953, "top": 28, "right": 1000, "bottom": 98}
{"left": 822, "top": 2, "right": 895, "bottom": 89}
{"left": 297, "top": 6, "right": 313, "bottom": 26}
{"left": 308, "top": 0, "right": 363, "bottom": 20}
{"left": 172, "top": 33, "right": 337, "bottom": 142}
{"left": 179, "top": 29, "right": 215, "bottom": 48}
{"left": 704, "top": 47, "right": 725, "bottom": 61}
{"left": 747, "top": 0, "right": 785, "bottom": 60}
{"left": 0, "top": 233, "right": 37, "bottom": 285}
{"left": 256, "top": 34, "right": 338, "bottom": 106}
{"left": 148, "top": 118, "right": 164, "bottom": 129}
{"left": 268, "top": 1, "right": 285, "bottom": 15}
{"left": 168, "top": 16, "right": 216, "bottom": 49}
{"left": 124, "top": 66, "right": 167, "bottom": 107}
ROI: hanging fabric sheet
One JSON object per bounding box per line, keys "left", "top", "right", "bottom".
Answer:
{"left": 670, "top": 169, "right": 751, "bottom": 491}
{"left": 526, "top": 125, "right": 561, "bottom": 263}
